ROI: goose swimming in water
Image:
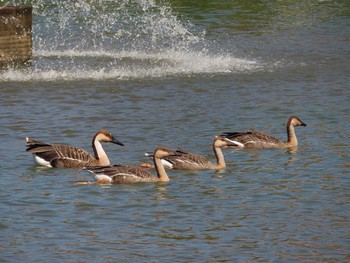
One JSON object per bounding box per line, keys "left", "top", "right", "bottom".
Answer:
{"left": 82, "top": 146, "right": 178, "bottom": 184}
{"left": 220, "top": 116, "right": 307, "bottom": 149}
{"left": 26, "top": 130, "right": 124, "bottom": 169}
{"left": 142, "top": 136, "right": 238, "bottom": 170}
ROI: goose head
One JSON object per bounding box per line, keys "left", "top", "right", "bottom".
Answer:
{"left": 153, "top": 146, "right": 179, "bottom": 159}
{"left": 94, "top": 130, "right": 124, "bottom": 146}
{"left": 289, "top": 116, "right": 307, "bottom": 127}
{"left": 214, "top": 136, "right": 239, "bottom": 148}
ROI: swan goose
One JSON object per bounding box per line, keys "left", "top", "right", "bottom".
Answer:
{"left": 26, "top": 130, "right": 124, "bottom": 169}
{"left": 220, "top": 116, "right": 307, "bottom": 149}
{"left": 82, "top": 146, "right": 178, "bottom": 184}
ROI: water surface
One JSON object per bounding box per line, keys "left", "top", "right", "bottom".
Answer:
{"left": 1, "top": 0, "right": 349, "bottom": 262}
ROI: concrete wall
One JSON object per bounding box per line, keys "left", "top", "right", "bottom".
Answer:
{"left": 0, "top": 6, "right": 32, "bottom": 67}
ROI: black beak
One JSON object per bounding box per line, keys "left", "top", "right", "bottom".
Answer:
{"left": 301, "top": 122, "right": 307, "bottom": 127}
{"left": 111, "top": 138, "right": 124, "bottom": 146}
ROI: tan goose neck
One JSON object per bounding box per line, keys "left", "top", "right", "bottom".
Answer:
{"left": 92, "top": 137, "right": 110, "bottom": 166}
{"left": 154, "top": 157, "right": 170, "bottom": 182}
{"left": 213, "top": 145, "right": 226, "bottom": 169}
{"left": 286, "top": 122, "right": 298, "bottom": 147}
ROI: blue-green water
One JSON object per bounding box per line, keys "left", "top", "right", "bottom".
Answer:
{"left": 1, "top": 1, "right": 349, "bottom": 262}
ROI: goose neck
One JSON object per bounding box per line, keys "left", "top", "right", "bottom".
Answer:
{"left": 154, "top": 157, "right": 170, "bottom": 182}
{"left": 286, "top": 122, "right": 298, "bottom": 147}
{"left": 213, "top": 145, "right": 226, "bottom": 169}
{"left": 92, "top": 137, "right": 110, "bottom": 165}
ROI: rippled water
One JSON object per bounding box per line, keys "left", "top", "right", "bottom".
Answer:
{"left": 1, "top": 0, "right": 349, "bottom": 262}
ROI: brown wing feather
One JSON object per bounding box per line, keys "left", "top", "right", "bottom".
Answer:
{"left": 50, "top": 158, "right": 94, "bottom": 169}
{"left": 26, "top": 142, "right": 60, "bottom": 163}
{"left": 86, "top": 165, "right": 156, "bottom": 183}
{"left": 223, "top": 131, "right": 282, "bottom": 148}
{"left": 165, "top": 151, "right": 210, "bottom": 169}
{"left": 52, "top": 144, "right": 94, "bottom": 163}
{"left": 26, "top": 139, "right": 96, "bottom": 168}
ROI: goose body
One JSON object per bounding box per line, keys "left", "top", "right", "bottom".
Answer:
{"left": 84, "top": 146, "right": 177, "bottom": 184}
{"left": 26, "top": 130, "right": 124, "bottom": 169}
{"left": 144, "top": 137, "right": 238, "bottom": 170}
{"left": 220, "top": 116, "right": 307, "bottom": 149}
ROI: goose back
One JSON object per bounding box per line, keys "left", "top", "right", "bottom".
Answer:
{"left": 166, "top": 150, "right": 212, "bottom": 169}
{"left": 221, "top": 131, "right": 282, "bottom": 148}
{"left": 85, "top": 165, "right": 156, "bottom": 184}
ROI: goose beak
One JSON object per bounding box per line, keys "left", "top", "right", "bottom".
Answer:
{"left": 301, "top": 122, "right": 307, "bottom": 127}
{"left": 224, "top": 138, "right": 242, "bottom": 147}
{"left": 111, "top": 138, "right": 124, "bottom": 146}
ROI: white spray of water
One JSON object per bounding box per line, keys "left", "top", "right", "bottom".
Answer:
{"left": 0, "top": 0, "right": 261, "bottom": 82}
{"left": 1, "top": 50, "right": 260, "bottom": 81}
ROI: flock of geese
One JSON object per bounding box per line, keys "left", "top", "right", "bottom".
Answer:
{"left": 26, "top": 116, "right": 307, "bottom": 184}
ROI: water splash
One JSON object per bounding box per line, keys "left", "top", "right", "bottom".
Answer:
{"left": 32, "top": 0, "right": 203, "bottom": 52}
{"left": 1, "top": 49, "right": 259, "bottom": 81}
{"left": 1, "top": 0, "right": 259, "bottom": 81}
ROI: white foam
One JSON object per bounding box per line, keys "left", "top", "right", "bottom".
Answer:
{"left": 0, "top": 49, "right": 261, "bottom": 82}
